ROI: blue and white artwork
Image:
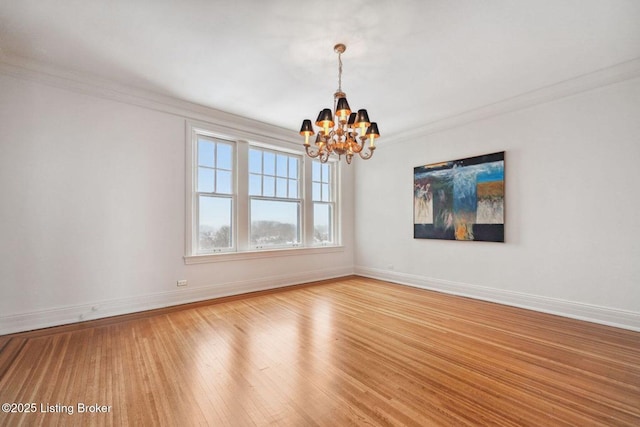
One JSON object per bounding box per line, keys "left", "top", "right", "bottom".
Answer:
{"left": 414, "top": 152, "right": 505, "bottom": 242}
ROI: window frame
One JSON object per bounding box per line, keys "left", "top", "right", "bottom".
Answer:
{"left": 311, "top": 160, "right": 337, "bottom": 246}
{"left": 248, "top": 146, "right": 303, "bottom": 249}
{"left": 188, "top": 129, "right": 237, "bottom": 255}
{"left": 185, "top": 120, "right": 343, "bottom": 264}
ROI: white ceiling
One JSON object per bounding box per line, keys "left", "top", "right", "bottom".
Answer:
{"left": 1, "top": 0, "right": 639, "bottom": 137}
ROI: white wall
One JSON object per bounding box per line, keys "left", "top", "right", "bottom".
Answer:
{"left": 2, "top": 64, "right": 638, "bottom": 334}
{"left": 0, "top": 71, "right": 355, "bottom": 334}
{"left": 354, "top": 77, "right": 640, "bottom": 330}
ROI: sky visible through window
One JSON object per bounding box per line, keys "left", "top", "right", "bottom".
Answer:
{"left": 198, "top": 142, "right": 302, "bottom": 231}
{"left": 192, "top": 129, "right": 337, "bottom": 253}
{"left": 248, "top": 148, "right": 301, "bottom": 246}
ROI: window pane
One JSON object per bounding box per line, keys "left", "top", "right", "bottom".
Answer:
{"left": 216, "top": 143, "right": 232, "bottom": 170}
{"left": 314, "top": 203, "right": 332, "bottom": 244}
{"left": 264, "top": 151, "right": 275, "bottom": 175}
{"left": 322, "top": 183, "right": 330, "bottom": 202}
{"left": 276, "top": 178, "right": 288, "bottom": 198}
{"left": 276, "top": 154, "right": 288, "bottom": 177}
{"left": 217, "top": 170, "right": 232, "bottom": 194}
{"left": 288, "top": 158, "right": 298, "bottom": 179}
{"left": 249, "top": 174, "right": 262, "bottom": 196}
{"left": 288, "top": 179, "right": 297, "bottom": 198}
{"left": 263, "top": 176, "right": 275, "bottom": 197}
{"left": 251, "top": 199, "right": 300, "bottom": 246}
{"left": 198, "top": 196, "right": 232, "bottom": 250}
{"left": 312, "top": 161, "right": 321, "bottom": 182}
{"left": 249, "top": 149, "right": 262, "bottom": 174}
{"left": 312, "top": 182, "right": 321, "bottom": 201}
{"left": 198, "top": 139, "right": 215, "bottom": 167}
{"left": 250, "top": 149, "right": 299, "bottom": 200}
{"left": 321, "top": 164, "right": 330, "bottom": 183}
{"left": 198, "top": 167, "right": 214, "bottom": 193}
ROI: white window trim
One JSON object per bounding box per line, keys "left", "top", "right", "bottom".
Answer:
{"left": 184, "top": 245, "right": 345, "bottom": 264}
{"left": 185, "top": 120, "right": 343, "bottom": 264}
{"left": 186, "top": 124, "right": 238, "bottom": 256}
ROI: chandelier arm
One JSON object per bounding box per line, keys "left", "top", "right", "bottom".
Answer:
{"left": 358, "top": 146, "right": 376, "bottom": 160}
{"left": 321, "top": 136, "right": 334, "bottom": 153}
{"left": 349, "top": 137, "right": 364, "bottom": 153}
{"left": 304, "top": 145, "right": 322, "bottom": 158}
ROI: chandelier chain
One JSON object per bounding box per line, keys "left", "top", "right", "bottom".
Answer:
{"left": 337, "top": 51, "right": 343, "bottom": 93}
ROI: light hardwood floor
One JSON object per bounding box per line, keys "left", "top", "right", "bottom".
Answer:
{"left": 1, "top": 276, "right": 639, "bottom": 426}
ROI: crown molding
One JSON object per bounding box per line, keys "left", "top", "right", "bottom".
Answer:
{"left": 0, "top": 54, "right": 300, "bottom": 147}
{"left": 2, "top": 54, "right": 639, "bottom": 146}
{"left": 386, "top": 57, "right": 640, "bottom": 145}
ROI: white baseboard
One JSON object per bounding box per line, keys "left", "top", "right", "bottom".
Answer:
{"left": 354, "top": 266, "right": 640, "bottom": 332}
{"left": 6, "top": 266, "right": 637, "bottom": 335}
{"left": 0, "top": 267, "right": 353, "bottom": 335}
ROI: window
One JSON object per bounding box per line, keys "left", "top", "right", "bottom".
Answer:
{"left": 185, "top": 121, "right": 341, "bottom": 262}
{"left": 249, "top": 148, "right": 301, "bottom": 248}
{"left": 195, "top": 136, "right": 235, "bottom": 253}
{"left": 312, "top": 161, "right": 335, "bottom": 245}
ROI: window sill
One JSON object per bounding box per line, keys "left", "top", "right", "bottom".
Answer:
{"left": 183, "top": 245, "right": 345, "bottom": 265}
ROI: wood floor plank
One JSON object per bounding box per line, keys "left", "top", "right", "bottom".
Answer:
{"left": 0, "top": 338, "right": 27, "bottom": 381}
{"left": 0, "top": 276, "right": 639, "bottom": 426}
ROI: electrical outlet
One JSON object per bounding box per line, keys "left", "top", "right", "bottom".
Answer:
{"left": 177, "top": 280, "right": 188, "bottom": 287}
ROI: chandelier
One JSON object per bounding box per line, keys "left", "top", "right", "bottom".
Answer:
{"left": 299, "top": 43, "right": 380, "bottom": 164}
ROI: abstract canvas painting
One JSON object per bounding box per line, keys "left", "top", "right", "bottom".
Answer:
{"left": 414, "top": 151, "right": 504, "bottom": 242}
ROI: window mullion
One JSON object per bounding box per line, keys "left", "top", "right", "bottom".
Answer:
{"left": 303, "top": 156, "right": 314, "bottom": 246}
{"left": 236, "top": 140, "right": 249, "bottom": 251}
